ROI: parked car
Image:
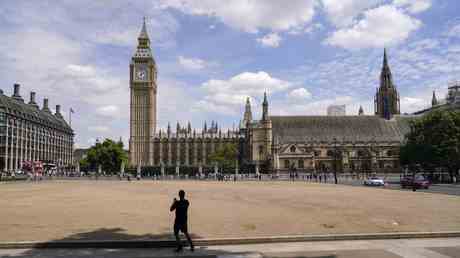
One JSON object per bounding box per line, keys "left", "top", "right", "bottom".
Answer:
{"left": 400, "top": 175, "right": 431, "bottom": 189}
{"left": 364, "top": 177, "right": 385, "bottom": 186}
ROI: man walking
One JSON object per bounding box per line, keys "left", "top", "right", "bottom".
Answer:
{"left": 170, "top": 190, "right": 194, "bottom": 252}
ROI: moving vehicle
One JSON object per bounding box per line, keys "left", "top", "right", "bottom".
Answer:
{"left": 363, "top": 177, "right": 385, "bottom": 186}
{"left": 400, "top": 175, "right": 431, "bottom": 189}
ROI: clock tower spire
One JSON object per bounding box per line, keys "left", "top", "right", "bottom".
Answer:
{"left": 129, "top": 17, "right": 157, "bottom": 167}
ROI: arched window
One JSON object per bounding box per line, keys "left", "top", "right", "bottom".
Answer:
{"left": 327, "top": 150, "right": 334, "bottom": 157}
{"left": 290, "top": 145, "right": 296, "bottom": 153}
{"left": 387, "top": 150, "right": 393, "bottom": 156}
{"left": 357, "top": 150, "right": 365, "bottom": 157}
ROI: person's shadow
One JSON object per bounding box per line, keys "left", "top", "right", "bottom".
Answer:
{"left": 0, "top": 228, "right": 339, "bottom": 258}
{"left": 0, "top": 227, "right": 255, "bottom": 258}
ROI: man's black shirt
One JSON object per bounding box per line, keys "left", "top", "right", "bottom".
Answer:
{"left": 171, "top": 199, "right": 189, "bottom": 225}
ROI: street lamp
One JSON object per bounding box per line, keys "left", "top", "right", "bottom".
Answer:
{"left": 333, "top": 137, "right": 338, "bottom": 184}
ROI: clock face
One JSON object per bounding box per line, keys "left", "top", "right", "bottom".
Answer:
{"left": 135, "top": 67, "right": 147, "bottom": 81}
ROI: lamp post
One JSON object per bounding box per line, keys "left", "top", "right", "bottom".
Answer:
{"left": 370, "top": 138, "right": 377, "bottom": 175}
{"left": 333, "top": 137, "right": 338, "bottom": 184}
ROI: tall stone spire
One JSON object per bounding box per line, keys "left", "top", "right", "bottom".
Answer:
{"left": 262, "top": 92, "right": 269, "bottom": 121}
{"left": 380, "top": 48, "right": 393, "bottom": 89}
{"left": 243, "top": 97, "right": 253, "bottom": 124}
{"left": 139, "top": 16, "right": 149, "bottom": 40}
{"left": 128, "top": 17, "right": 157, "bottom": 167}
{"left": 432, "top": 90, "right": 438, "bottom": 106}
{"left": 133, "top": 17, "right": 152, "bottom": 58}
{"left": 375, "top": 49, "right": 400, "bottom": 120}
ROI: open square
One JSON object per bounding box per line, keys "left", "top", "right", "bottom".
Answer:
{"left": 1, "top": 180, "right": 459, "bottom": 242}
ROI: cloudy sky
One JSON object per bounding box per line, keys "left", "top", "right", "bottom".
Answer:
{"left": 1, "top": 0, "right": 459, "bottom": 148}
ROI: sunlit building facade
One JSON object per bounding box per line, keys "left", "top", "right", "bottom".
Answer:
{"left": 0, "top": 84, "right": 74, "bottom": 172}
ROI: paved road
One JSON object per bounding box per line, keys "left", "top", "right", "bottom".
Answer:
{"left": 1, "top": 238, "right": 459, "bottom": 258}
{"left": 336, "top": 179, "right": 460, "bottom": 196}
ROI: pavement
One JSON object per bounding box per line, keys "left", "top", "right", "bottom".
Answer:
{"left": 1, "top": 238, "right": 459, "bottom": 258}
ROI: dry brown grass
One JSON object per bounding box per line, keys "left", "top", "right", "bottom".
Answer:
{"left": 1, "top": 180, "right": 459, "bottom": 241}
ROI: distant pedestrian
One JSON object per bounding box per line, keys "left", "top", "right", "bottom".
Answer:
{"left": 170, "top": 190, "right": 194, "bottom": 252}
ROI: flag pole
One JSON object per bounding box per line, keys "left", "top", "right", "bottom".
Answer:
{"left": 69, "top": 108, "right": 72, "bottom": 128}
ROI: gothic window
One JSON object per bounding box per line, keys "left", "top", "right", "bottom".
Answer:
{"left": 259, "top": 145, "right": 264, "bottom": 156}
{"left": 290, "top": 145, "right": 296, "bottom": 153}
{"left": 284, "top": 159, "right": 290, "bottom": 168}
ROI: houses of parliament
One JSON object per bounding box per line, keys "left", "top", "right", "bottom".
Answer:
{"left": 128, "top": 20, "right": 457, "bottom": 174}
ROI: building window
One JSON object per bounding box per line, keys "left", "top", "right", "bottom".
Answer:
{"left": 259, "top": 145, "right": 264, "bottom": 156}
{"left": 314, "top": 151, "right": 320, "bottom": 157}
{"left": 0, "top": 113, "right": 5, "bottom": 124}
{"left": 298, "top": 159, "right": 304, "bottom": 169}
{"left": 290, "top": 146, "right": 296, "bottom": 153}
{"left": 284, "top": 159, "right": 290, "bottom": 168}
{"left": 327, "top": 150, "right": 334, "bottom": 157}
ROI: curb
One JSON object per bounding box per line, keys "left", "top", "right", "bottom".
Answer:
{"left": 1, "top": 231, "right": 460, "bottom": 249}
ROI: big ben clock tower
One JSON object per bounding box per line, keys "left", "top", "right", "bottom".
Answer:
{"left": 129, "top": 18, "right": 157, "bottom": 167}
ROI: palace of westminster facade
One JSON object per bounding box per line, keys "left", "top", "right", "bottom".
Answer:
{"left": 129, "top": 20, "right": 455, "bottom": 174}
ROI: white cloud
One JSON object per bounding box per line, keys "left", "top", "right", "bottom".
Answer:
{"left": 401, "top": 97, "right": 428, "bottom": 112}
{"left": 95, "top": 105, "right": 120, "bottom": 118}
{"left": 272, "top": 96, "right": 355, "bottom": 116}
{"left": 202, "top": 71, "right": 290, "bottom": 96}
{"left": 257, "top": 33, "right": 282, "bottom": 48}
{"left": 287, "top": 88, "right": 312, "bottom": 100}
{"left": 88, "top": 126, "right": 110, "bottom": 133}
{"left": 178, "top": 56, "right": 207, "bottom": 70}
{"left": 445, "top": 23, "right": 460, "bottom": 38}
{"left": 321, "top": 0, "right": 383, "bottom": 27}
{"left": 196, "top": 71, "right": 291, "bottom": 114}
{"left": 325, "top": 5, "right": 421, "bottom": 49}
{"left": 393, "top": 0, "right": 431, "bottom": 14}
{"left": 157, "top": 0, "right": 318, "bottom": 33}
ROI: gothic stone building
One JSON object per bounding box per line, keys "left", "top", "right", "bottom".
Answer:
{"left": 129, "top": 20, "right": 410, "bottom": 174}
{"left": 128, "top": 19, "right": 243, "bottom": 170}
{"left": 0, "top": 84, "right": 74, "bottom": 172}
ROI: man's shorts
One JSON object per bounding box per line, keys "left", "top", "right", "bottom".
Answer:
{"left": 174, "top": 222, "right": 188, "bottom": 234}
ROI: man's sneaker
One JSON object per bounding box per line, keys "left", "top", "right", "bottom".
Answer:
{"left": 175, "top": 246, "right": 183, "bottom": 253}
{"left": 190, "top": 245, "right": 195, "bottom": 252}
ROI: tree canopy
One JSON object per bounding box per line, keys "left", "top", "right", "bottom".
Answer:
{"left": 208, "top": 143, "right": 238, "bottom": 172}
{"left": 400, "top": 110, "right": 460, "bottom": 179}
{"left": 80, "top": 139, "right": 127, "bottom": 174}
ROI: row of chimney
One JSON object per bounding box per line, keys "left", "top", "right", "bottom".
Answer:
{"left": 5, "top": 83, "right": 62, "bottom": 116}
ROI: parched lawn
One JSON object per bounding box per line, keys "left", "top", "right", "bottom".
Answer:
{"left": 1, "top": 180, "right": 459, "bottom": 241}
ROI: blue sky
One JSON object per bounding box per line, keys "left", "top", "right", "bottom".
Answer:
{"left": 1, "top": 0, "right": 459, "bottom": 148}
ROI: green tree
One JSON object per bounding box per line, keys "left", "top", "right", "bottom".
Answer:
{"left": 82, "top": 139, "right": 128, "bottom": 174}
{"left": 400, "top": 110, "right": 460, "bottom": 181}
{"left": 208, "top": 143, "right": 238, "bottom": 173}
